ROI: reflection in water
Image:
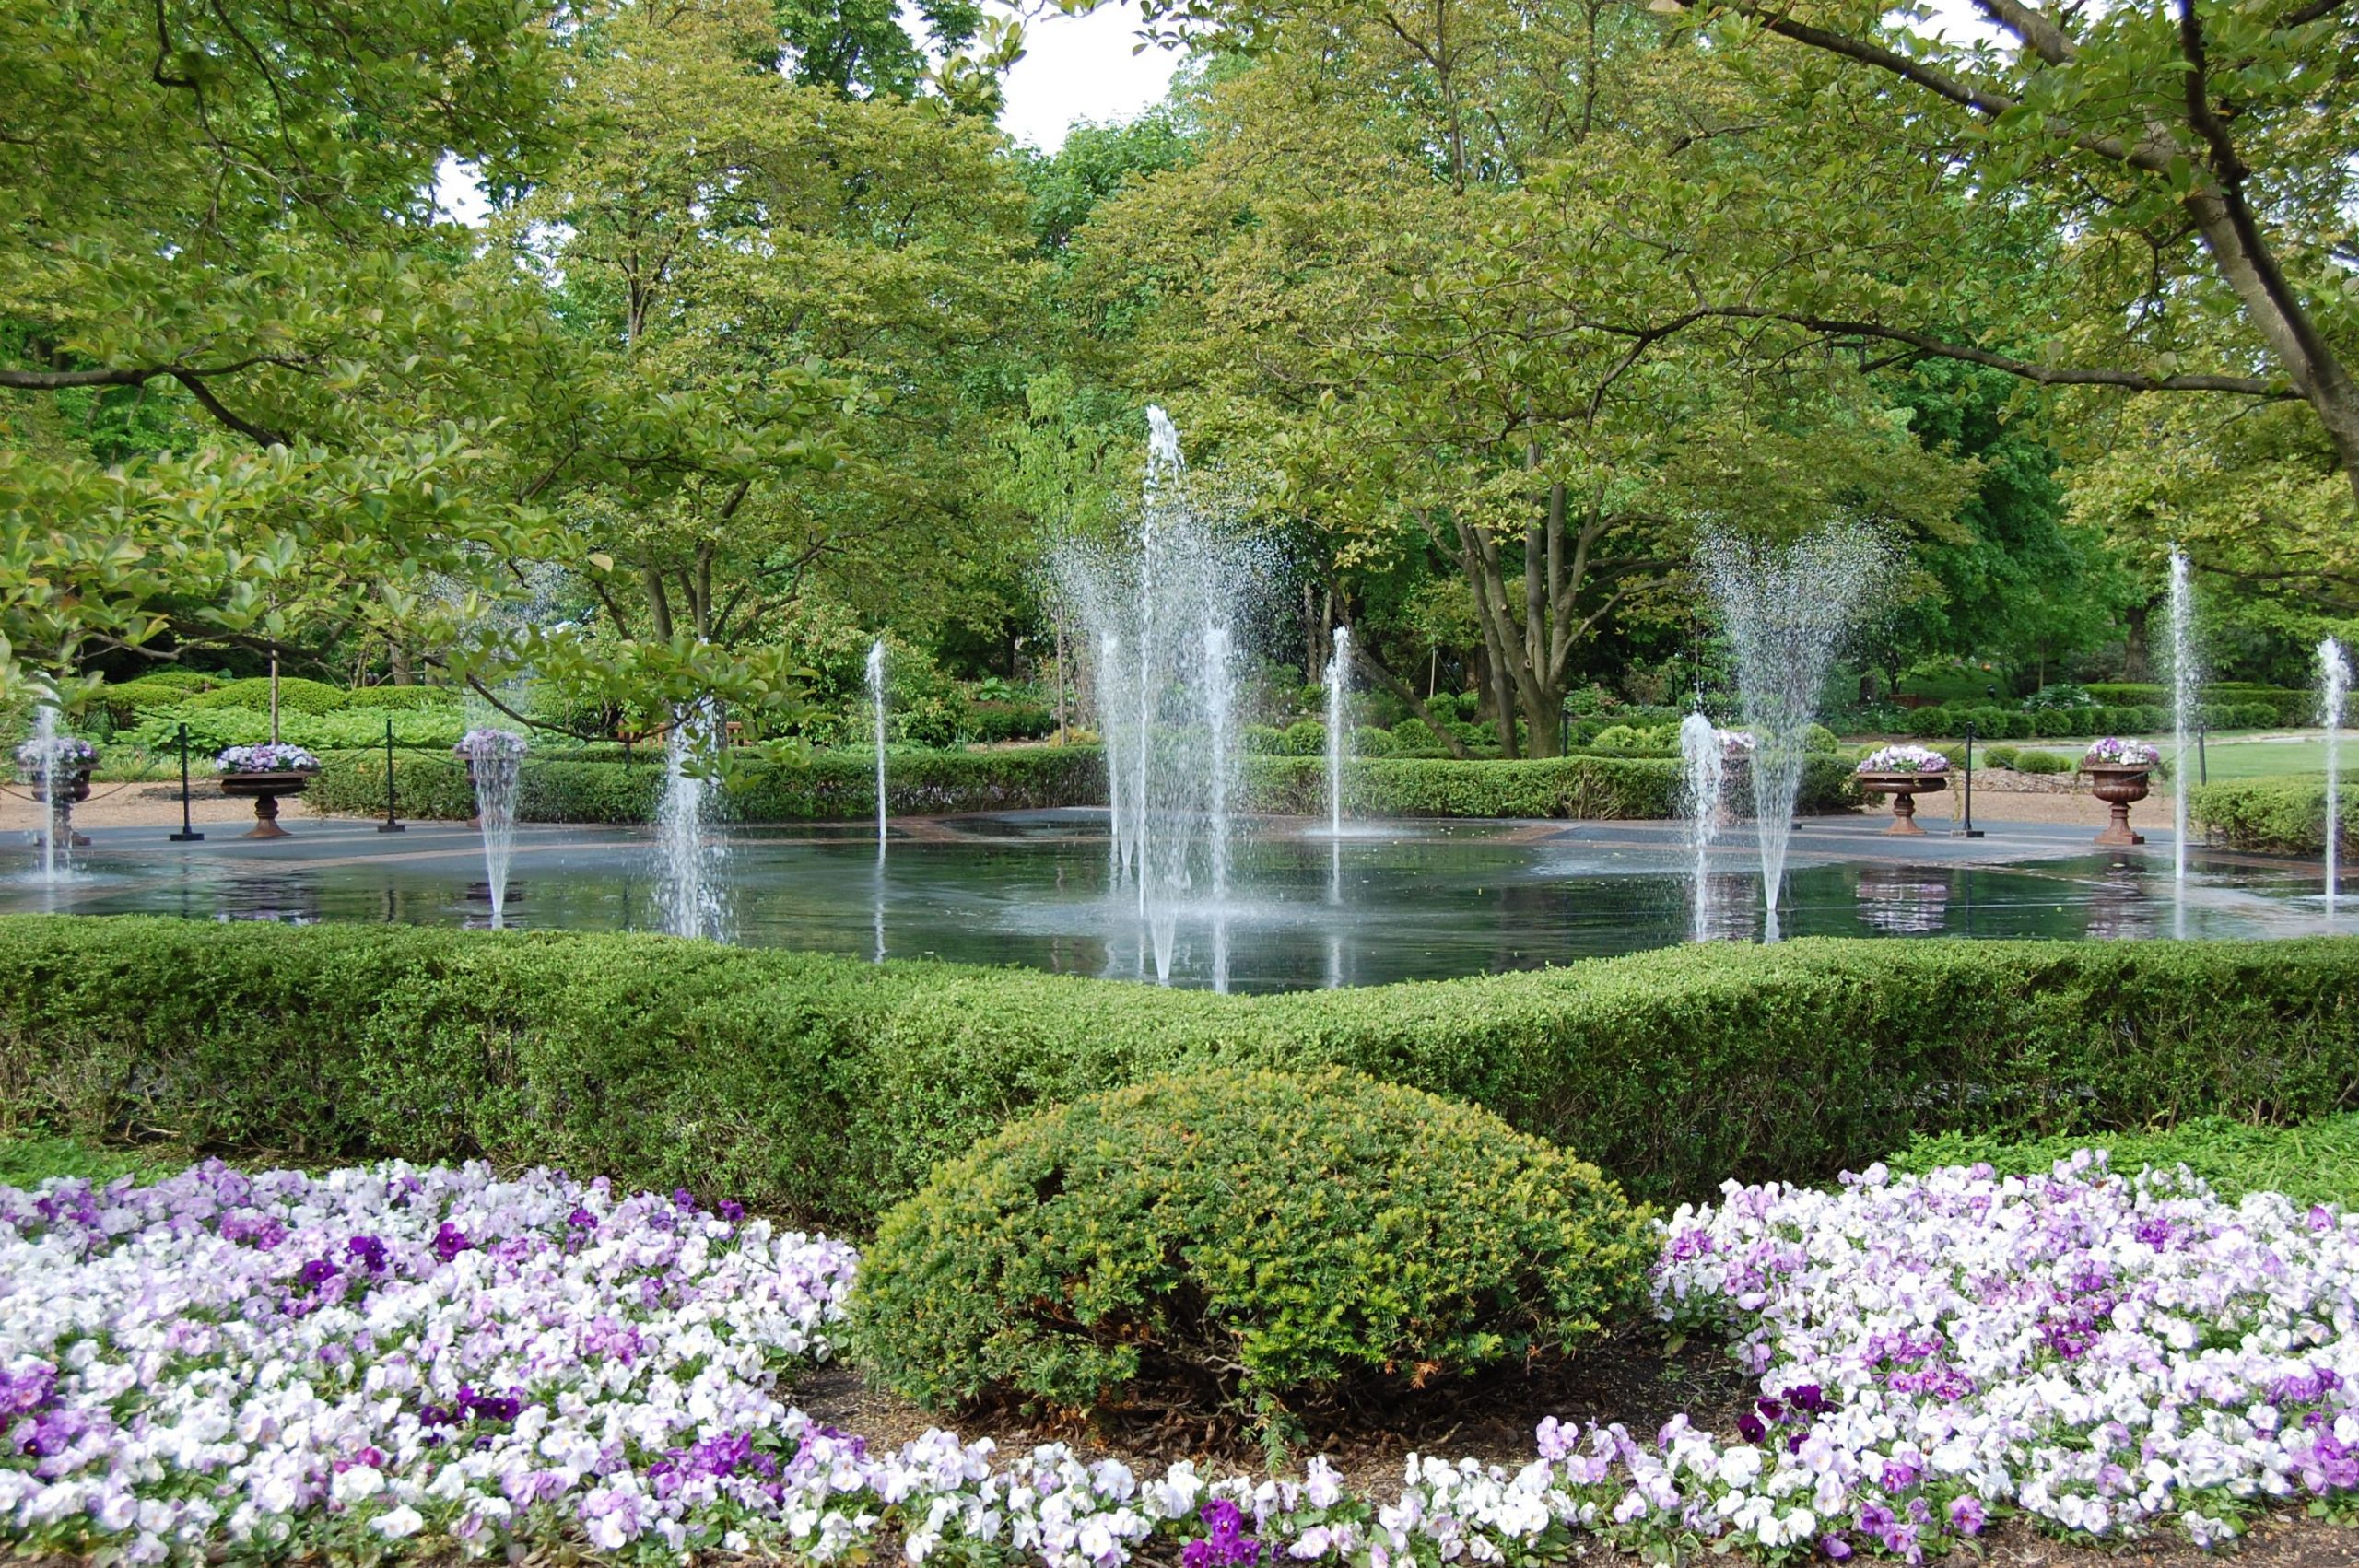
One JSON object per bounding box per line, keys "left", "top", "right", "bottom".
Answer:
{"left": 0, "top": 817, "right": 2332, "bottom": 994}
{"left": 1854, "top": 865, "right": 1951, "bottom": 935}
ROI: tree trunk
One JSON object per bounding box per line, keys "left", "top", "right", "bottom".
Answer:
{"left": 1350, "top": 637, "right": 1473, "bottom": 759}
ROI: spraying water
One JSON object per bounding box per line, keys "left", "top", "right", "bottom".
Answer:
{"left": 1326, "top": 626, "right": 1353, "bottom": 839}
{"left": 1052, "top": 407, "right": 1266, "bottom": 983}
{"left": 1678, "top": 711, "right": 1727, "bottom": 942}
{"left": 2167, "top": 547, "right": 2201, "bottom": 893}
{"left": 655, "top": 699, "right": 730, "bottom": 941}
{"left": 25, "top": 705, "right": 75, "bottom": 883}
{"left": 456, "top": 726, "right": 526, "bottom": 927}
{"left": 1699, "top": 524, "right": 1889, "bottom": 942}
{"left": 2323, "top": 636, "right": 2349, "bottom": 917}
{"left": 868, "top": 639, "right": 889, "bottom": 859}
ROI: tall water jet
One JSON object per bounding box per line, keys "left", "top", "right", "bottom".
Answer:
{"left": 1700, "top": 524, "right": 1889, "bottom": 942}
{"left": 1326, "top": 626, "right": 1353, "bottom": 839}
{"left": 1052, "top": 407, "right": 1265, "bottom": 985}
{"left": 2166, "top": 547, "right": 2201, "bottom": 893}
{"left": 2323, "top": 636, "right": 2349, "bottom": 917}
{"left": 655, "top": 699, "right": 729, "bottom": 941}
{"left": 32, "top": 705, "right": 60, "bottom": 883}
{"left": 867, "top": 639, "right": 889, "bottom": 859}
{"left": 455, "top": 726, "right": 526, "bottom": 927}
{"left": 1678, "top": 710, "right": 1727, "bottom": 942}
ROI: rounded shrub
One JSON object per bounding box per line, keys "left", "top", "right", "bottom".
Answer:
{"left": 1279, "top": 719, "right": 1328, "bottom": 756}
{"left": 1350, "top": 724, "right": 1396, "bottom": 757}
{"left": 184, "top": 676, "right": 348, "bottom": 715}
{"left": 1386, "top": 717, "right": 1447, "bottom": 755}
{"left": 848, "top": 1068, "right": 1654, "bottom": 1419}
{"left": 2016, "top": 749, "right": 2071, "bottom": 775}
{"left": 2031, "top": 708, "right": 2074, "bottom": 738}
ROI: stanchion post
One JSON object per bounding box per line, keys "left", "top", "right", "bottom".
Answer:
{"left": 377, "top": 717, "right": 406, "bottom": 833}
{"left": 1960, "top": 720, "right": 1985, "bottom": 838}
{"left": 168, "top": 721, "right": 203, "bottom": 842}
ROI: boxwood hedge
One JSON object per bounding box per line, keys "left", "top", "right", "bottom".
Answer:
{"left": 3, "top": 917, "right": 2355, "bottom": 1231}
{"left": 309, "top": 747, "right": 1862, "bottom": 825}
{"left": 2190, "top": 778, "right": 2347, "bottom": 858}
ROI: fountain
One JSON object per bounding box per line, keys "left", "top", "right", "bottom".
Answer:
{"left": 1677, "top": 711, "right": 1726, "bottom": 942}
{"left": 2167, "top": 546, "right": 2201, "bottom": 894}
{"left": 1699, "top": 523, "right": 1888, "bottom": 942}
{"left": 456, "top": 726, "right": 526, "bottom": 926}
{"left": 1325, "top": 626, "right": 1353, "bottom": 839}
{"left": 868, "top": 639, "right": 889, "bottom": 858}
{"left": 655, "top": 699, "right": 729, "bottom": 941}
{"left": 1325, "top": 626, "right": 1351, "bottom": 902}
{"left": 1052, "top": 407, "right": 1262, "bottom": 983}
{"left": 2322, "top": 636, "right": 2349, "bottom": 917}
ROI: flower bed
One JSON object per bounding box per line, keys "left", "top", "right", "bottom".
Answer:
{"left": 2083, "top": 736, "right": 2162, "bottom": 767}
{"left": 1854, "top": 744, "right": 1950, "bottom": 776}
{"left": 215, "top": 742, "right": 321, "bottom": 774}
{"left": 5, "top": 1153, "right": 2356, "bottom": 1563}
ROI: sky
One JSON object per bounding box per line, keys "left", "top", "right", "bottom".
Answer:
{"left": 996, "top": 1, "right": 1185, "bottom": 150}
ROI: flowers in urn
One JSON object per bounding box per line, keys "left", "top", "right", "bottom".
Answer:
{"left": 216, "top": 742, "right": 321, "bottom": 775}
{"left": 15, "top": 735, "right": 96, "bottom": 779}
{"left": 1855, "top": 743, "right": 1950, "bottom": 776}
{"left": 1717, "top": 728, "right": 1756, "bottom": 759}
{"left": 453, "top": 727, "right": 529, "bottom": 763}
{"left": 2083, "top": 736, "right": 2161, "bottom": 767}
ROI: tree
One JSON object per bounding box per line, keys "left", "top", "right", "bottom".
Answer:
{"left": 486, "top": 0, "right": 1040, "bottom": 725}
{"left": 0, "top": 0, "right": 567, "bottom": 701}
{"left": 1636, "top": 0, "right": 2359, "bottom": 511}
{"left": 1061, "top": 1, "right": 1977, "bottom": 754}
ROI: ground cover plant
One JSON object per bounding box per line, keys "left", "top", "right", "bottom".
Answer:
{"left": 7, "top": 1135, "right": 2359, "bottom": 1562}
{"left": 6, "top": 918, "right": 2359, "bottom": 1228}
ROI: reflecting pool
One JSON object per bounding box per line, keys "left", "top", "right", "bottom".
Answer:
{"left": 0, "top": 811, "right": 2339, "bottom": 994}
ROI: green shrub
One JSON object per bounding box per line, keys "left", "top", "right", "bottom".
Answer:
{"left": 1247, "top": 754, "right": 1860, "bottom": 819}
{"left": 129, "top": 706, "right": 468, "bottom": 756}
{"left": 1385, "top": 718, "right": 1449, "bottom": 755}
{"left": 1981, "top": 744, "right": 2020, "bottom": 770}
{"left": 1279, "top": 719, "right": 1328, "bottom": 757}
{"left": 342, "top": 685, "right": 463, "bottom": 711}
{"left": 849, "top": 1068, "right": 1653, "bottom": 1419}
{"left": 2029, "top": 708, "right": 2072, "bottom": 738}
{"left": 182, "top": 677, "right": 348, "bottom": 715}
{"left": 1803, "top": 722, "right": 1841, "bottom": 754}
{"left": 9, "top": 919, "right": 2359, "bottom": 1231}
{"left": 2192, "top": 777, "right": 2349, "bottom": 858}
{"left": 968, "top": 701, "right": 1057, "bottom": 743}
{"left": 2014, "top": 749, "right": 2071, "bottom": 775}
{"left": 1350, "top": 724, "right": 1395, "bottom": 758}
{"left": 1240, "top": 723, "right": 1287, "bottom": 755}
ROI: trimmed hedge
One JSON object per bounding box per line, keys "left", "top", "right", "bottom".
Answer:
{"left": 5, "top": 918, "right": 2358, "bottom": 1231}
{"left": 309, "top": 747, "right": 1865, "bottom": 825}
{"left": 2191, "top": 778, "right": 2348, "bottom": 858}
{"left": 849, "top": 1068, "right": 1653, "bottom": 1416}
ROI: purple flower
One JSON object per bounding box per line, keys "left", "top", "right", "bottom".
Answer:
{"left": 720, "top": 1199, "right": 745, "bottom": 1223}
{"left": 1819, "top": 1534, "right": 1853, "bottom": 1561}
{"left": 1948, "top": 1496, "right": 1988, "bottom": 1536}
{"left": 346, "top": 1235, "right": 389, "bottom": 1275}
{"left": 432, "top": 1223, "right": 471, "bottom": 1262}
{"left": 297, "top": 1258, "right": 340, "bottom": 1288}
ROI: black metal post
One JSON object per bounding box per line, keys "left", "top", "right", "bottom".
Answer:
{"left": 376, "top": 718, "right": 406, "bottom": 833}
{"left": 1960, "top": 721, "right": 1985, "bottom": 837}
{"left": 168, "top": 722, "right": 203, "bottom": 842}
{"left": 2197, "top": 723, "right": 2209, "bottom": 786}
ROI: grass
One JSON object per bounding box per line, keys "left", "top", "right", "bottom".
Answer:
{"left": 1884, "top": 1113, "right": 2359, "bottom": 1208}
{"left": 0, "top": 1130, "right": 189, "bottom": 1189}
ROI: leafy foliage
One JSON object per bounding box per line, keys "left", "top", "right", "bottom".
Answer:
{"left": 849, "top": 1069, "right": 1654, "bottom": 1418}
{"left": 6, "top": 919, "right": 2359, "bottom": 1229}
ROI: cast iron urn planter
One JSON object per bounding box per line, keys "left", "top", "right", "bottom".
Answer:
{"left": 1855, "top": 770, "right": 1948, "bottom": 836}
{"left": 218, "top": 770, "right": 312, "bottom": 839}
